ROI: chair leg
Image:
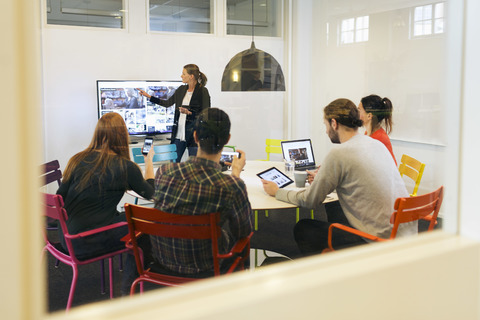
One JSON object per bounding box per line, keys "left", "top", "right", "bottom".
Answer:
{"left": 100, "top": 260, "right": 106, "bottom": 295}
{"left": 109, "top": 257, "right": 114, "bottom": 299}
{"left": 55, "top": 259, "right": 60, "bottom": 268}
{"left": 254, "top": 210, "right": 258, "bottom": 231}
{"left": 130, "top": 278, "right": 143, "bottom": 296}
{"left": 66, "top": 265, "right": 79, "bottom": 311}
{"left": 310, "top": 209, "right": 314, "bottom": 219}
{"left": 296, "top": 208, "right": 300, "bottom": 223}
{"left": 119, "top": 253, "right": 123, "bottom": 271}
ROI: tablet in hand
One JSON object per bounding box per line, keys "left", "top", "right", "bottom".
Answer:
{"left": 257, "top": 167, "right": 294, "bottom": 188}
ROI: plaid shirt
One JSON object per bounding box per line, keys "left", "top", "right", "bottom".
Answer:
{"left": 151, "top": 157, "right": 253, "bottom": 274}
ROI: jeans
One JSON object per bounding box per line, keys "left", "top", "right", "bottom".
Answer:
{"left": 173, "top": 139, "right": 197, "bottom": 163}
{"left": 294, "top": 202, "right": 367, "bottom": 255}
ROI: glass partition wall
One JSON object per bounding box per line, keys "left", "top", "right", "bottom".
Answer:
{"left": 39, "top": 0, "right": 457, "bottom": 314}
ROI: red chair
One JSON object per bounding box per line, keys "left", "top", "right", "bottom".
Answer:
{"left": 42, "top": 193, "right": 130, "bottom": 310}
{"left": 124, "top": 203, "right": 253, "bottom": 295}
{"left": 323, "top": 186, "right": 444, "bottom": 253}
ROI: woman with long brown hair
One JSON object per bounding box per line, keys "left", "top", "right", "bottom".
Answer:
{"left": 137, "top": 64, "right": 210, "bottom": 162}
{"left": 57, "top": 112, "right": 155, "bottom": 259}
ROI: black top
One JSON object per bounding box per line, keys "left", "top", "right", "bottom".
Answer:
{"left": 57, "top": 153, "right": 154, "bottom": 235}
{"left": 150, "top": 83, "right": 211, "bottom": 147}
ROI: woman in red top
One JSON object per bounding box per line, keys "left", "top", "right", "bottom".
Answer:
{"left": 358, "top": 95, "right": 397, "bottom": 166}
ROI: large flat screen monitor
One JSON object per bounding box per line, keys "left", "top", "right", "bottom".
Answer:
{"left": 96, "top": 80, "right": 183, "bottom": 136}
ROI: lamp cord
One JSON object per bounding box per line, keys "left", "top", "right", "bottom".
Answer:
{"left": 251, "top": 0, "right": 254, "bottom": 43}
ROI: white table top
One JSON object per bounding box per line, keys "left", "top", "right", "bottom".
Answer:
{"left": 238, "top": 161, "right": 337, "bottom": 211}
{"left": 127, "top": 160, "right": 338, "bottom": 211}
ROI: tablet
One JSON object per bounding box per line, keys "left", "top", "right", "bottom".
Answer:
{"left": 257, "top": 167, "right": 294, "bottom": 188}
{"left": 220, "top": 151, "right": 239, "bottom": 164}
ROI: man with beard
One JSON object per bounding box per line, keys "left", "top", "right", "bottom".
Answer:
{"left": 262, "top": 98, "right": 416, "bottom": 255}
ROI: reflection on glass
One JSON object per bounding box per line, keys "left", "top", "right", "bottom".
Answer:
{"left": 222, "top": 42, "right": 285, "bottom": 91}
{"left": 149, "top": 0, "right": 211, "bottom": 33}
{"left": 227, "top": 0, "right": 281, "bottom": 37}
{"left": 46, "top": 0, "right": 124, "bottom": 28}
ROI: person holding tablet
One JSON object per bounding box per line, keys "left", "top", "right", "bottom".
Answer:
{"left": 149, "top": 108, "right": 252, "bottom": 277}
{"left": 358, "top": 94, "right": 397, "bottom": 165}
{"left": 262, "top": 98, "right": 416, "bottom": 255}
{"left": 137, "top": 64, "right": 211, "bottom": 163}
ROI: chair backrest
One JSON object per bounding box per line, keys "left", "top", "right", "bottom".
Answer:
{"left": 265, "top": 139, "right": 284, "bottom": 161}
{"left": 398, "top": 154, "right": 425, "bottom": 196}
{"left": 389, "top": 186, "right": 444, "bottom": 238}
{"left": 43, "top": 193, "right": 76, "bottom": 256}
{"left": 124, "top": 204, "right": 223, "bottom": 275}
{"left": 223, "top": 145, "right": 236, "bottom": 152}
{"left": 41, "top": 160, "right": 62, "bottom": 187}
{"left": 131, "top": 143, "right": 177, "bottom": 164}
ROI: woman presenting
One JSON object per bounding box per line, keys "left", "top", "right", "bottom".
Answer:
{"left": 358, "top": 94, "right": 397, "bottom": 166}
{"left": 138, "top": 64, "right": 211, "bottom": 163}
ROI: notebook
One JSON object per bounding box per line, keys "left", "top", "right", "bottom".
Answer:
{"left": 281, "top": 139, "right": 316, "bottom": 171}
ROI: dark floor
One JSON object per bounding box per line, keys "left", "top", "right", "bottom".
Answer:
{"left": 47, "top": 204, "right": 441, "bottom": 312}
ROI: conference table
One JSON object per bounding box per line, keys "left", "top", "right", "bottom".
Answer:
{"left": 128, "top": 160, "right": 338, "bottom": 211}
{"left": 127, "top": 160, "right": 338, "bottom": 267}
{"left": 237, "top": 160, "right": 338, "bottom": 211}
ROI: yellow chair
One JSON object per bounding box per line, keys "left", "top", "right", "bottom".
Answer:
{"left": 264, "top": 139, "right": 284, "bottom": 161}
{"left": 398, "top": 154, "right": 426, "bottom": 197}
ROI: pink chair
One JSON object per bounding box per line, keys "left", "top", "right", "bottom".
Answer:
{"left": 42, "top": 193, "right": 130, "bottom": 310}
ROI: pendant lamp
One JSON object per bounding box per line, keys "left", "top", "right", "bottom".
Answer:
{"left": 221, "top": 0, "right": 285, "bottom": 91}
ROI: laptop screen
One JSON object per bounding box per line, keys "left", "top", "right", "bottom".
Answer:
{"left": 281, "top": 139, "right": 316, "bottom": 170}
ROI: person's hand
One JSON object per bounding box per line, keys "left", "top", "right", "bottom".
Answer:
{"left": 306, "top": 166, "right": 320, "bottom": 184}
{"left": 143, "top": 145, "right": 155, "bottom": 180}
{"left": 262, "top": 179, "right": 279, "bottom": 197}
{"left": 231, "top": 149, "right": 246, "bottom": 178}
{"left": 144, "top": 145, "right": 155, "bottom": 163}
{"left": 136, "top": 88, "right": 151, "bottom": 99}
{"left": 179, "top": 106, "right": 192, "bottom": 115}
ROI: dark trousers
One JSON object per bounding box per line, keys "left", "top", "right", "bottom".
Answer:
{"left": 60, "top": 213, "right": 128, "bottom": 261}
{"left": 173, "top": 139, "right": 198, "bottom": 163}
{"left": 294, "top": 203, "right": 367, "bottom": 256}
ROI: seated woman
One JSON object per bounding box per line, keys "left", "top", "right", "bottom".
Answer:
{"left": 56, "top": 112, "right": 155, "bottom": 259}
{"left": 358, "top": 95, "right": 397, "bottom": 166}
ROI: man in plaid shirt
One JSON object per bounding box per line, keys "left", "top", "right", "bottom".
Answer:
{"left": 151, "top": 108, "right": 253, "bottom": 276}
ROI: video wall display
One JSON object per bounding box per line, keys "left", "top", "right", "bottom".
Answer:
{"left": 96, "top": 80, "right": 183, "bottom": 135}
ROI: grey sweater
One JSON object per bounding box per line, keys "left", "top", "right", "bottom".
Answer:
{"left": 276, "top": 134, "right": 417, "bottom": 239}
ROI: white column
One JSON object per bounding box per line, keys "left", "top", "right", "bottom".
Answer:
{"left": 0, "top": 0, "right": 44, "bottom": 319}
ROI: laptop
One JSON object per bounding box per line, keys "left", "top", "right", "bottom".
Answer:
{"left": 281, "top": 139, "right": 317, "bottom": 171}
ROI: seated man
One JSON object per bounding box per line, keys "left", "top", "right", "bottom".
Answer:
{"left": 262, "top": 98, "right": 417, "bottom": 255}
{"left": 151, "top": 107, "right": 253, "bottom": 276}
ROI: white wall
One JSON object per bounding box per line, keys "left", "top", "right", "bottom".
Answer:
{"left": 5, "top": 0, "right": 480, "bottom": 319}
{"left": 308, "top": 0, "right": 451, "bottom": 204}
{"left": 42, "top": 1, "right": 286, "bottom": 173}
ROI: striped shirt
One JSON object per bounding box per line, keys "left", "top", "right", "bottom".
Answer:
{"left": 151, "top": 156, "right": 253, "bottom": 274}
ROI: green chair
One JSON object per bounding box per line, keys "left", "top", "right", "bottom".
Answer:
{"left": 223, "top": 145, "right": 236, "bottom": 152}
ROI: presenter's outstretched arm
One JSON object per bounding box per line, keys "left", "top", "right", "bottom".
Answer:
{"left": 137, "top": 88, "right": 151, "bottom": 99}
